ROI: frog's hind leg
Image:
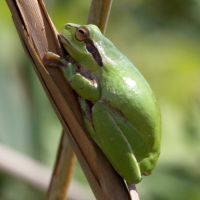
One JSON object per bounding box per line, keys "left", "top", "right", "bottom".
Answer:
{"left": 91, "top": 102, "right": 141, "bottom": 184}
{"left": 80, "top": 99, "right": 142, "bottom": 184}
{"left": 79, "top": 97, "right": 100, "bottom": 145}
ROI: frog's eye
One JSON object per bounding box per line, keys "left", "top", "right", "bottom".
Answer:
{"left": 76, "top": 26, "right": 90, "bottom": 41}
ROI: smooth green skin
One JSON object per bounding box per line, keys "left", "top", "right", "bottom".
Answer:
{"left": 59, "top": 23, "right": 161, "bottom": 184}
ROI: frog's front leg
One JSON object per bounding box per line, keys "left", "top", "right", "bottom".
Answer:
{"left": 45, "top": 52, "right": 101, "bottom": 102}
{"left": 81, "top": 100, "right": 142, "bottom": 184}
{"left": 45, "top": 52, "right": 69, "bottom": 66}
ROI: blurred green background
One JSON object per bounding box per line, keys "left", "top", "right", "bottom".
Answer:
{"left": 1, "top": 0, "right": 200, "bottom": 199}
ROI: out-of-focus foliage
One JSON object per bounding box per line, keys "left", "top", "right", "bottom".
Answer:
{"left": 0, "top": 0, "right": 200, "bottom": 199}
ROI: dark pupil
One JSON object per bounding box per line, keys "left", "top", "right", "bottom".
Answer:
{"left": 79, "top": 29, "right": 85, "bottom": 34}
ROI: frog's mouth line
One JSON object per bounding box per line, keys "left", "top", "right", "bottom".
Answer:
{"left": 59, "top": 35, "right": 80, "bottom": 53}
{"left": 60, "top": 35, "right": 103, "bottom": 67}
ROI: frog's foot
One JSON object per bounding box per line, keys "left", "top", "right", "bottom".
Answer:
{"left": 44, "top": 52, "right": 69, "bottom": 68}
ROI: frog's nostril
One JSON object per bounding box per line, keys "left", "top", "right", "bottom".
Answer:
{"left": 65, "top": 23, "right": 72, "bottom": 29}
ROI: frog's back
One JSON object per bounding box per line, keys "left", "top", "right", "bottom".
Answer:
{"left": 98, "top": 48, "right": 161, "bottom": 174}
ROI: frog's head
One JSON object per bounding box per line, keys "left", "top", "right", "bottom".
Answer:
{"left": 60, "top": 23, "right": 116, "bottom": 71}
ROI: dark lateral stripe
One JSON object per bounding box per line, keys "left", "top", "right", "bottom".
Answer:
{"left": 85, "top": 39, "right": 103, "bottom": 67}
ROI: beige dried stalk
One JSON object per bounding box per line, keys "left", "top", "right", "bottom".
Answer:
{"left": 48, "top": 1, "right": 114, "bottom": 199}
{"left": 47, "top": 131, "right": 76, "bottom": 200}
{"left": 5, "top": 0, "right": 133, "bottom": 200}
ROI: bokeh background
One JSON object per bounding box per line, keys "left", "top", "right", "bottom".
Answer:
{"left": 1, "top": 0, "right": 200, "bottom": 199}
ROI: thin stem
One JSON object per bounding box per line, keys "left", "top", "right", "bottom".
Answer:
{"left": 47, "top": 132, "right": 76, "bottom": 200}
{"left": 128, "top": 184, "right": 140, "bottom": 200}
{"left": 87, "top": 0, "right": 113, "bottom": 35}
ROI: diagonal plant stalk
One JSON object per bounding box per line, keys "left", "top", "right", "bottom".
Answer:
{"left": 87, "top": 0, "right": 113, "bottom": 35}
{"left": 5, "top": 0, "right": 134, "bottom": 199}
{"left": 47, "top": 131, "right": 76, "bottom": 200}
{"left": 47, "top": 0, "right": 115, "bottom": 200}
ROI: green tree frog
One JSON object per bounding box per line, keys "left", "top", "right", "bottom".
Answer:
{"left": 46, "top": 23, "right": 161, "bottom": 184}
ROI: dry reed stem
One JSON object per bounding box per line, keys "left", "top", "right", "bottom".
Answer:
{"left": 87, "top": 0, "right": 113, "bottom": 35}
{"left": 5, "top": 0, "right": 131, "bottom": 199}
{"left": 47, "top": 0, "right": 114, "bottom": 199}
{"left": 47, "top": 132, "right": 76, "bottom": 200}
